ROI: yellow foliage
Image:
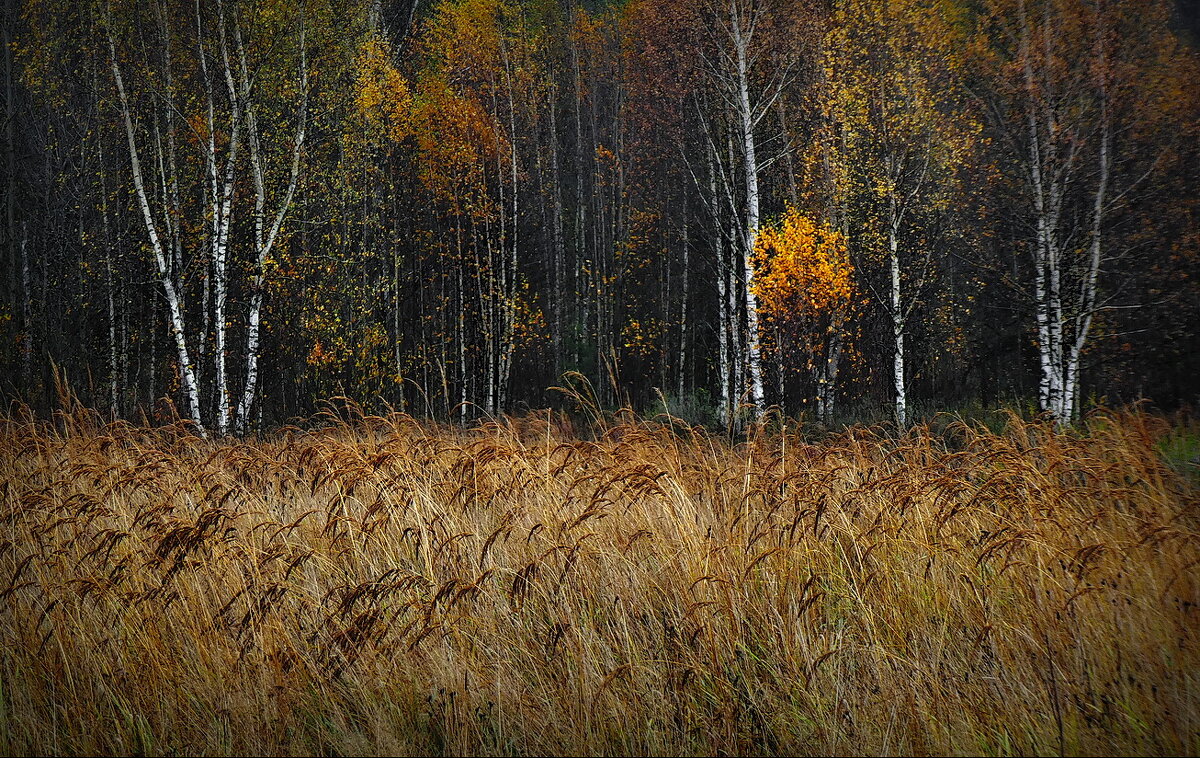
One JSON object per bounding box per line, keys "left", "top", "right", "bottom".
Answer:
{"left": 752, "top": 208, "right": 857, "bottom": 372}
{"left": 620, "top": 318, "right": 665, "bottom": 358}
{"left": 752, "top": 208, "right": 854, "bottom": 327}
{"left": 353, "top": 36, "right": 413, "bottom": 143}
{"left": 411, "top": 79, "right": 504, "bottom": 216}
{"left": 511, "top": 280, "right": 549, "bottom": 349}
{"left": 421, "top": 0, "right": 510, "bottom": 84}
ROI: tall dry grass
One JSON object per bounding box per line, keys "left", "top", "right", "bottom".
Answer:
{"left": 1, "top": 404, "right": 1197, "bottom": 755}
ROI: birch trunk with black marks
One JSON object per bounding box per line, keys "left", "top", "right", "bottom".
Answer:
{"left": 730, "top": 0, "right": 764, "bottom": 418}
{"left": 1016, "top": 0, "right": 1113, "bottom": 425}
{"left": 108, "top": 32, "right": 205, "bottom": 434}
{"left": 234, "top": 23, "right": 308, "bottom": 435}
{"left": 889, "top": 186, "right": 906, "bottom": 429}
{"left": 205, "top": 0, "right": 243, "bottom": 436}
{"left": 1063, "top": 12, "right": 1111, "bottom": 422}
{"left": 678, "top": 213, "right": 689, "bottom": 398}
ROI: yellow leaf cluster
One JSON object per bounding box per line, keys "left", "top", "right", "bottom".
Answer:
{"left": 510, "top": 282, "right": 549, "bottom": 349}
{"left": 620, "top": 318, "right": 665, "bottom": 358}
{"left": 412, "top": 81, "right": 504, "bottom": 215}
{"left": 354, "top": 36, "right": 413, "bottom": 143}
{"left": 752, "top": 208, "right": 854, "bottom": 327}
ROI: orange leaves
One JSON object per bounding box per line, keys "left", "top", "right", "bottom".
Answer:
{"left": 752, "top": 208, "right": 854, "bottom": 327}
{"left": 307, "top": 339, "right": 332, "bottom": 368}
{"left": 186, "top": 112, "right": 210, "bottom": 145}
{"left": 410, "top": 0, "right": 529, "bottom": 218}
{"left": 752, "top": 208, "right": 857, "bottom": 371}
{"left": 412, "top": 80, "right": 504, "bottom": 216}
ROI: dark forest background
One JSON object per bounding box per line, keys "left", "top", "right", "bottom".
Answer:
{"left": 2, "top": 0, "right": 1198, "bottom": 435}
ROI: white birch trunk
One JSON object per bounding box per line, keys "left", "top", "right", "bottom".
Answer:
{"left": 711, "top": 143, "right": 731, "bottom": 424}
{"left": 1064, "top": 26, "right": 1111, "bottom": 423}
{"left": 731, "top": 0, "right": 765, "bottom": 418}
{"left": 109, "top": 35, "right": 205, "bottom": 434}
{"left": 235, "top": 25, "right": 307, "bottom": 435}
{"left": 459, "top": 263, "right": 468, "bottom": 424}
{"left": 1045, "top": 139, "right": 1066, "bottom": 421}
{"left": 889, "top": 195, "right": 906, "bottom": 429}
{"left": 1019, "top": 0, "right": 1062, "bottom": 423}
{"left": 209, "top": 2, "right": 242, "bottom": 436}
{"left": 678, "top": 214, "right": 689, "bottom": 398}
{"left": 818, "top": 323, "right": 843, "bottom": 427}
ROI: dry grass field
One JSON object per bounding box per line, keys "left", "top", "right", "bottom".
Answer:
{"left": 1, "top": 403, "right": 1198, "bottom": 756}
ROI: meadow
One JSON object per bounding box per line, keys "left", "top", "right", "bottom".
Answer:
{"left": 1, "top": 403, "right": 1197, "bottom": 756}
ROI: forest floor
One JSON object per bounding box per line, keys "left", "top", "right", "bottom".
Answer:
{"left": 1, "top": 405, "right": 1198, "bottom": 756}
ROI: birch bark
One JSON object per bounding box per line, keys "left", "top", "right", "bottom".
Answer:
{"left": 1064, "top": 13, "right": 1110, "bottom": 422}
{"left": 889, "top": 188, "right": 906, "bottom": 429}
{"left": 1018, "top": 0, "right": 1061, "bottom": 421}
{"left": 108, "top": 33, "right": 205, "bottom": 434}
{"left": 234, "top": 27, "right": 307, "bottom": 433}
{"left": 708, "top": 141, "right": 731, "bottom": 423}
{"left": 208, "top": 0, "right": 243, "bottom": 436}
{"left": 730, "top": 0, "right": 764, "bottom": 418}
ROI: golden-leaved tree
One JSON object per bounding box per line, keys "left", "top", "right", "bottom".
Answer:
{"left": 824, "top": 0, "right": 976, "bottom": 427}
{"left": 410, "top": 0, "right": 554, "bottom": 419}
{"left": 752, "top": 207, "right": 855, "bottom": 421}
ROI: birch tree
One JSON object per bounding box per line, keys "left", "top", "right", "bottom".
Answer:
{"left": 107, "top": 17, "right": 206, "bottom": 433}
{"left": 723, "top": 0, "right": 765, "bottom": 417}
{"left": 103, "top": 0, "right": 318, "bottom": 434}
{"left": 976, "top": 0, "right": 1186, "bottom": 423}
{"left": 826, "top": 0, "right": 974, "bottom": 428}
{"left": 200, "top": 0, "right": 242, "bottom": 436}
{"left": 9, "top": 0, "right": 1198, "bottom": 429}
{"left": 233, "top": 12, "right": 309, "bottom": 434}
{"left": 696, "top": 0, "right": 803, "bottom": 421}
